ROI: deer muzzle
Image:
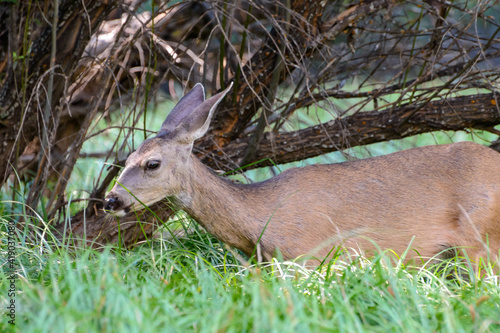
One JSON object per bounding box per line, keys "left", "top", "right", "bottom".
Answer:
{"left": 104, "top": 193, "right": 123, "bottom": 212}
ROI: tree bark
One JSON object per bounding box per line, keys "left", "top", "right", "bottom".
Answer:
{"left": 0, "top": 0, "right": 117, "bottom": 185}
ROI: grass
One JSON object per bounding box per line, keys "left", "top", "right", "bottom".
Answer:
{"left": 1, "top": 207, "right": 499, "bottom": 332}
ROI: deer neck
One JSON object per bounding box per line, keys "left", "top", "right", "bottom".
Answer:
{"left": 173, "top": 156, "right": 265, "bottom": 254}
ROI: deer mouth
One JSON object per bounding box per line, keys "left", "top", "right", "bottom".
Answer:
{"left": 104, "top": 201, "right": 133, "bottom": 217}
{"left": 125, "top": 198, "right": 164, "bottom": 215}
{"left": 122, "top": 204, "right": 134, "bottom": 215}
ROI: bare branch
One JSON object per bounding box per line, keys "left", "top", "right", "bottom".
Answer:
{"left": 199, "top": 93, "right": 500, "bottom": 169}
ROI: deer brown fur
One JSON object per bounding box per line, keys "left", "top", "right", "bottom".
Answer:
{"left": 105, "top": 83, "right": 500, "bottom": 266}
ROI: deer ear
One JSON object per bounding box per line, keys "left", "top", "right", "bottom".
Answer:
{"left": 158, "top": 82, "right": 233, "bottom": 143}
{"left": 158, "top": 83, "right": 206, "bottom": 136}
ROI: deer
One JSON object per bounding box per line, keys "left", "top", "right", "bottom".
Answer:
{"left": 105, "top": 82, "right": 500, "bottom": 268}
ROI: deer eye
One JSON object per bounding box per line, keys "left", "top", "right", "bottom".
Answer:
{"left": 146, "top": 160, "right": 161, "bottom": 170}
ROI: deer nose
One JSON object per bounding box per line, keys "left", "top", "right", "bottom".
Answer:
{"left": 104, "top": 195, "right": 121, "bottom": 211}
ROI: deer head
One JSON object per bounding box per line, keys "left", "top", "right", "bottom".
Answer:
{"left": 104, "top": 83, "right": 233, "bottom": 216}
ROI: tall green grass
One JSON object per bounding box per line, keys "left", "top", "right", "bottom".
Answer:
{"left": 1, "top": 206, "right": 499, "bottom": 332}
